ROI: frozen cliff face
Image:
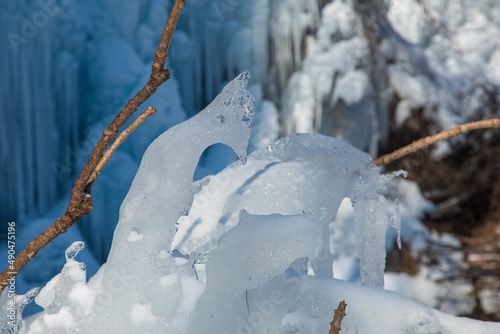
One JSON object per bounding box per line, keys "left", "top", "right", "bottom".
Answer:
{"left": 0, "top": 2, "right": 82, "bottom": 230}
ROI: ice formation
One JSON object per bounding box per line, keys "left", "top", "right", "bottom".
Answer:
{"left": 3, "top": 71, "right": 500, "bottom": 333}
{"left": 4, "top": 0, "right": 500, "bottom": 277}
{"left": 173, "top": 130, "right": 394, "bottom": 285}
{"left": 80, "top": 71, "right": 254, "bottom": 333}
{"left": 7, "top": 70, "right": 389, "bottom": 332}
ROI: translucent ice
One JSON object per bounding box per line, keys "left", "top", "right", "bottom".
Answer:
{"left": 207, "top": 211, "right": 321, "bottom": 292}
{"left": 175, "top": 132, "right": 394, "bottom": 285}
{"left": 78, "top": 71, "right": 254, "bottom": 332}
{"left": 0, "top": 287, "right": 39, "bottom": 333}
{"left": 188, "top": 211, "right": 321, "bottom": 334}
{"left": 26, "top": 242, "right": 92, "bottom": 333}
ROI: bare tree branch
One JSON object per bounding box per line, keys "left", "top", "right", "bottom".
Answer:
{"left": 329, "top": 300, "right": 347, "bottom": 334}
{"left": 71, "top": 0, "right": 186, "bottom": 201}
{"left": 374, "top": 119, "right": 500, "bottom": 166}
{"left": 0, "top": 0, "right": 186, "bottom": 292}
{"left": 88, "top": 106, "right": 157, "bottom": 185}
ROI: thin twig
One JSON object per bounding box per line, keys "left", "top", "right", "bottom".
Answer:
{"left": 88, "top": 106, "right": 157, "bottom": 185}
{"left": 329, "top": 300, "right": 347, "bottom": 334}
{"left": 70, "top": 0, "right": 186, "bottom": 201}
{"left": 374, "top": 119, "right": 500, "bottom": 166}
{"left": 0, "top": 0, "right": 186, "bottom": 292}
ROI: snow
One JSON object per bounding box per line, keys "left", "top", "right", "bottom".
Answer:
{"left": 333, "top": 70, "right": 370, "bottom": 106}
{"left": 385, "top": 0, "right": 500, "bottom": 131}
{"left": 37, "top": 307, "right": 75, "bottom": 330}
{"left": 130, "top": 303, "right": 157, "bottom": 327}
{"left": 23, "top": 241, "right": 91, "bottom": 333}
{"left": 282, "top": 276, "right": 499, "bottom": 334}
{"left": 385, "top": 268, "right": 443, "bottom": 308}
{"left": 67, "top": 284, "right": 94, "bottom": 313}
{"left": 126, "top": 230, "right": 143, "bottom": 242}
{"left": 281, "top": 0, "right": 387, "bottom": 156}
{"left": 387, "top": 0, "right": 426, "bottom": 44}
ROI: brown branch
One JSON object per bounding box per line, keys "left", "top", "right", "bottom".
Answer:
{"left": 374, "top": 119, "right": 500, "bottom": 166}
{"left": 329, "top": 300, "right": 347, "bottom": 334}
{"left": 88, "top": 106, "right": 157, "bottom": 185}
{"left": 152, "top": 0, "right": 185, "bottom": 78}
{"left": 0, "top": 0, "right": 186, "bottom": 292}
{"left": 70, "top": 0, "right": 186, "bottom": 202}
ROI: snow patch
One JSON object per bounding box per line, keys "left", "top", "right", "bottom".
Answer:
{"left": 130, "top": 304, "right": 157, "bottom": 326}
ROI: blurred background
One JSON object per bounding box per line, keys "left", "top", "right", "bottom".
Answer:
{"left": 1, "top": 0, "right": 499, "bottom": 320}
